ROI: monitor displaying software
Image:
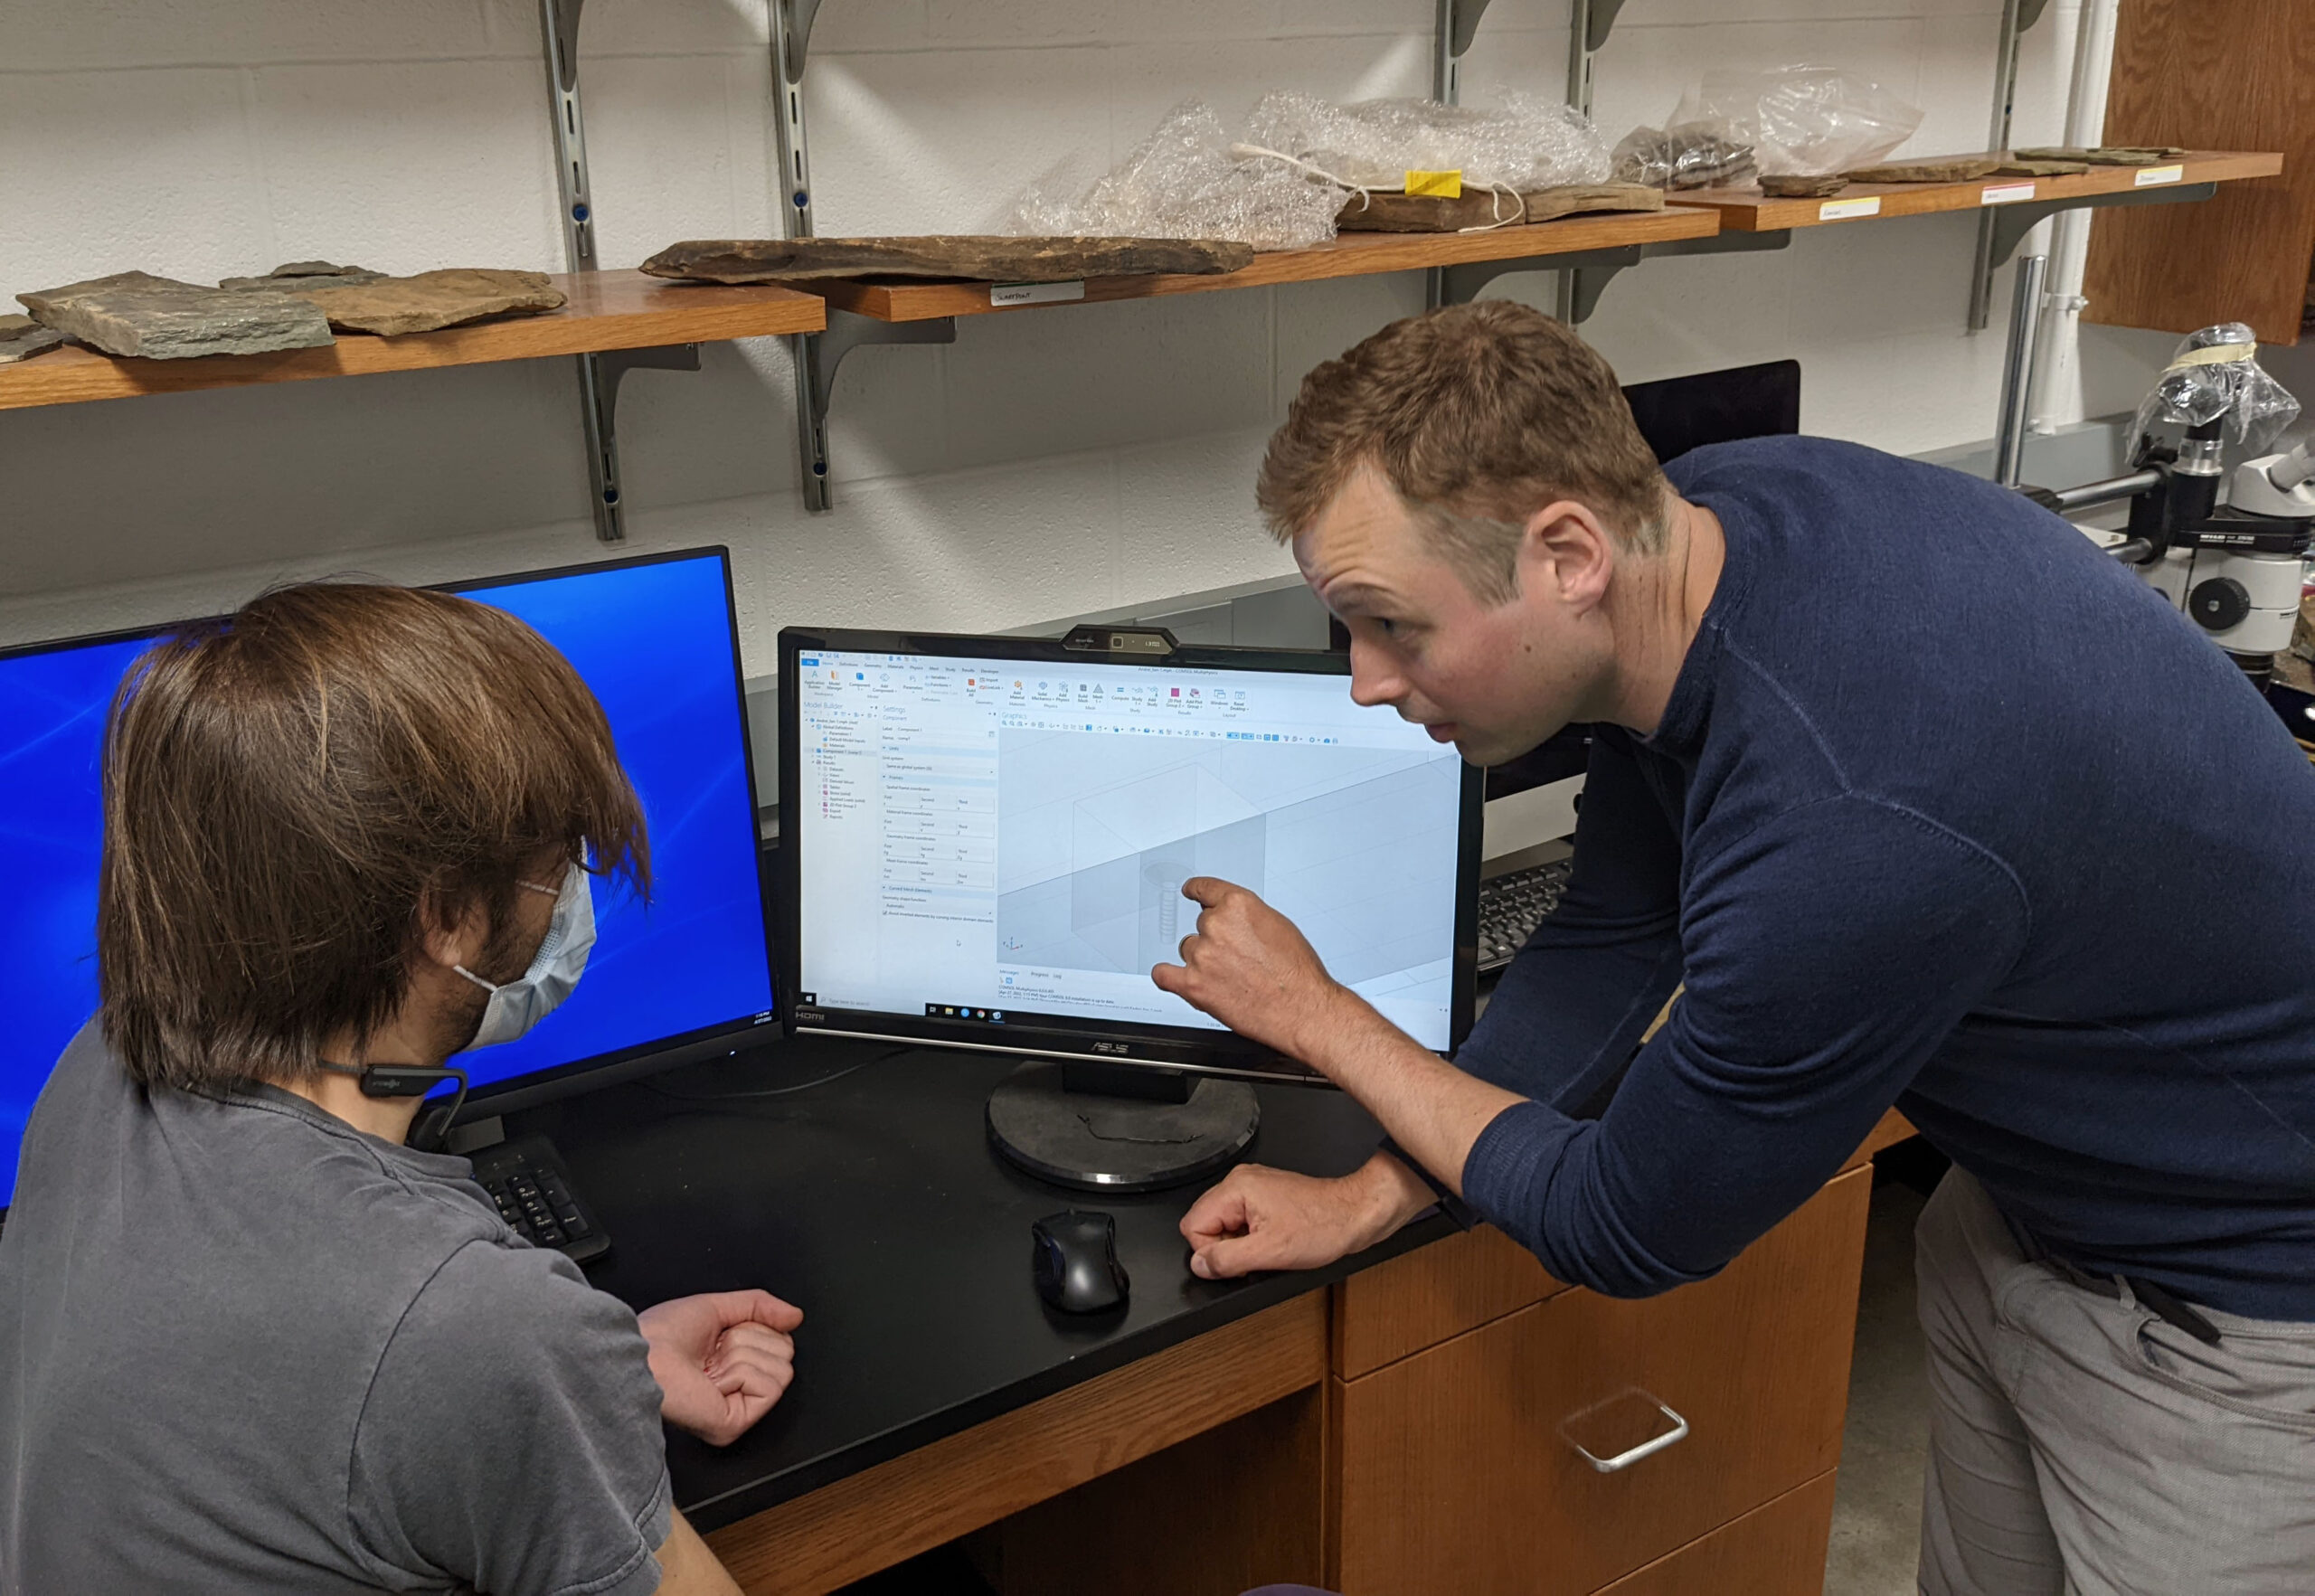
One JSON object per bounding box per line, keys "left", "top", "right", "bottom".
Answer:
{"left": 781, "top": 629, "right": 1479, "bottom": 1076}
{"left": 0, "top": 547, "right": 776, "bottom": 1205}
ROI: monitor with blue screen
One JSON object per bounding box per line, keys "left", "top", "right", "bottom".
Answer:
{"left": 0, "top": 546, "right": 777, "bottom": 1206}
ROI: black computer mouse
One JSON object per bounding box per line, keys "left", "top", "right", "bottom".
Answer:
{"left": 1031, "top": 1210, "right": 1130, "bottom": 1314}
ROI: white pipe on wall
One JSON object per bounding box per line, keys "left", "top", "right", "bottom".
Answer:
{"left": 2028, "top": 0, "right": 2121, "bottom": 434}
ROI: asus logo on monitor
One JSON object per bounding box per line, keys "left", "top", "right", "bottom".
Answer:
{"left": 1091, "top": 1041, "right": 1130, "bottom": 1055}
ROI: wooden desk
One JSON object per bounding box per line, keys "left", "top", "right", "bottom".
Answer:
{"left": 694, "top": 1106, "right": 1916, "bottom": 1595}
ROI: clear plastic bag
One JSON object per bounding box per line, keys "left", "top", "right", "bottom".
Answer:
{"left": 1002, "top": 93, "right": 1611, "bottom": 250}
{"left": 1005, "top": 100, "right": 1347, "bottom": 252}
{"left": 1659, "top": 65, "right": 1921, "bottom": 177}
{"left": 1240, "top": 91, "right": 1611, "bottom": 194}
{"left": 1609, "top": 126, "right": 1756, "bottom": 190}
{"left": 2131, "top": 323, "right": 2302, "bottom": 456}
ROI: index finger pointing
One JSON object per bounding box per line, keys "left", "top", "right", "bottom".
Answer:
{"left": 1179, "top": 876, "right": 1235, "bottom": 906}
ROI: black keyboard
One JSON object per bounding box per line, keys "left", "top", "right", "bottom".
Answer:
{"left": 470, "top": 1136, "right": 609, "bottom": 1264}
{"left": 1479, "top": 857, "right": 1572, "bottom": 973}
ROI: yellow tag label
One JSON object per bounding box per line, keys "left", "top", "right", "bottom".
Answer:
{"left": 1404, "top": 169, "right": 1463, "bottom": 199}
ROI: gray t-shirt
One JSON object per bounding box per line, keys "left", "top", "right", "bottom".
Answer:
{"left": 0, "top": 1022, "right": 672, "bottom": 1594}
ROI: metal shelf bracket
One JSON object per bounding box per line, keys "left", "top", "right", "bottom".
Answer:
{"left": 1445, "top": 229, "right": 1791, "bottom": 323}
{"left": 779, "top": 0, "right": 826, "bottom": 84}
{"left": 1984, "top": 181, "right": 2216, "bottom": 269}
{"left": 1432, "top": 0, "right": 1495, "bottom": 102}
{"left": 1445, "top": 245, "right": 1642, "bottom": 314}
{"left": 540, "top": 0, "right": 703, "bottom": 542}
{"left": 1426, "top": 0, "right": 1494, "bottom": 307}
{"left": 1965, "top": 0, "right": 2060, "bottom": 329}
{"left": 576, "top": 345, "right": 702, "bottom": 543}
{"left": 798, "top": 309, "right": 956, "bottom": 513}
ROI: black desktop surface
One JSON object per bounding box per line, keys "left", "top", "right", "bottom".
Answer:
{"left": 498, "top": 1032, "right": 1450, "bottom": 1534}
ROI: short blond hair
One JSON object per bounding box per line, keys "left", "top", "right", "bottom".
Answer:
{"left": 1257, "top": 301, "right": 1667, "bottom": 602}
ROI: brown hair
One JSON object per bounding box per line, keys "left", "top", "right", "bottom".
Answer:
{"left": 99, "top": 582, "right": 649, "bottom": 1090}
{"left": 1256, "top": 300, "right": 1668, "bottom": 602}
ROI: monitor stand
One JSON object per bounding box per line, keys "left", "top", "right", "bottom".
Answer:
{"left": 986, "top": 1059, "right": 1258, "bottom": 1194}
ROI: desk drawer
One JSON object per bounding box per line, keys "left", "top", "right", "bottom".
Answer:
{"left": 1594, "top": 1470, "right": 1838, "bottom": 1595}
{"left": 1334, "top": 1223, "right": 1569, "bottom": 1379}
{"left": 1331, "top": 1167, "right": 1868, "bottom": 1596}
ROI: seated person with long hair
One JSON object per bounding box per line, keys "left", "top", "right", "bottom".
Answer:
{"left": 0, "top": 584, "right": 795, "bottom": 1594}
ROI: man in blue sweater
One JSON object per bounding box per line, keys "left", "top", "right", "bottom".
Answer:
{"left": 1157, "top": 301, "right": 2315, "bottom": 1593}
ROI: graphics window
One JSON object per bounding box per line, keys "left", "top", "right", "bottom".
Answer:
{"left": 797, "top": 650, "right": 1462, "bottom": 1049}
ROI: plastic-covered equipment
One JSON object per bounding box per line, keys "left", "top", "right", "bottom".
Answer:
{"left": 1004, "top": 92, "right": 1612, "bottom": 250}
{"left": 1240, "top": 91, "right": 1611, "bottom": 195}
{"left": 1006, "top": 101, "right": 1349, "bottom": 253}
{"left": 2131, "top": 323, "right": 2303, "bottom": 458}
{"left": 1650, "top": 65, "right": 1921, "bottom": 178}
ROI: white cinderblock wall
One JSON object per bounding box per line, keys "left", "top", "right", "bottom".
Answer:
{"left": 0, "top": 0, "right": 2178, "bottom": 663}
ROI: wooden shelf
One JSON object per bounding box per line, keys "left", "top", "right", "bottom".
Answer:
{"left": 808, "top": 209, "right": 1721, "bottom": 324}
{"left": 0, "top": 269, "right": 826, "bottom": 412}
{"left": 1668, "top": 149, "right": 2283, "bottom": 232}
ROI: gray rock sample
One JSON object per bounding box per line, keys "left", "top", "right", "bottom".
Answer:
{"left": 0, "top": 313, "right": 65, "bottom": 364}
{"left": 288, "top": 269, "right": 565, "bottom": 335}
{"left": 1761, "top": 172, "right": 1849, "bottom": 197}
{"left": 217, "top": 260, "right": 387, "bottom": 291}
{"left": 17, "top": 271, "right": 334, "bottom": 360}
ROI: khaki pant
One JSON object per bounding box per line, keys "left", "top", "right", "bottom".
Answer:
{"left": 1915, "top": 1167, "right": 2315, "bottom": 1595}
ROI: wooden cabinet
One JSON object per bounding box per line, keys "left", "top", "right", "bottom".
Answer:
{"left": 2084, "top": 0, "right": 2315, "bottom": 344}
{"left": 1326, "top": 1167, "right": 1871, "bottom": 1595}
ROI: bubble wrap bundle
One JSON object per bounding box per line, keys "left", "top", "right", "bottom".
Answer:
{"left": 2131, "top": 323, "right": 2302, "bottom": 456}
{"left": 1658, "top": 65, "right": 1921, "bottom": 177}
{"left": 1241, "top": 91, "right": 1611, "bottom": 193}
{"left": 1004, "top": 93, "right": 1611, "bottom": 251}
{"left": 1006, "top": 101, "right": 1348, "bottom": 252}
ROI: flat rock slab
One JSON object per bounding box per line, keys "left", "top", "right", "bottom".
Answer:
{"left": 642, "top": 236, "right": 1255, "bottom": 284}
{"left": 18, "top": 270, "right": 334, "bottom": 359}
{"left": 1994, "top": 158, "right": 2091, "bottom": 176}
{"left": 1761, "top": 173, "right": 1849, "bottom": 197}
{"left": 0, "top": 313, "right": 65, "bottom": 364}
{"left": 2013, "top": 146, "right": 2187, "bottom": 166}
{"left": 218, "top": 260, "right": 387, "bottom": 291}
{"left": 286, "top": 269, "right": 565, "bottom": 335}
{"left": 1337, "top": 183, "right": 1664, "bottom": 232}
{"left": 1843, "top": 158, "right": 2002, "bottom": 184}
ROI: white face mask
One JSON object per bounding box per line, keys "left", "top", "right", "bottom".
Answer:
{"left": 454, "top": 861, "right": 595, "bottom": 1050}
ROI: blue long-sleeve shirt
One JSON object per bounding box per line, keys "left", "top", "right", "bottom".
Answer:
{"left": 1457, "top": 436, "right": 2315, "bottom": 1320}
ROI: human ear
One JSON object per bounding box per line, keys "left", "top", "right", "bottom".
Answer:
{"left": 1521, "top": 499, "right": 1614, "bottom": 611}
{"left": 415, "top": 884, "right": 491, "bottom": 974}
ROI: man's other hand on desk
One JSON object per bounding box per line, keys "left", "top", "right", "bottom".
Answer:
{"left": 638, "top": 1289, "right": 804, "bottom": 1446}
{"left": 1182, "top": 1151, "right": 1434, "bottom": 1279}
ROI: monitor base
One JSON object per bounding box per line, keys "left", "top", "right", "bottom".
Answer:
{"left": 987, "top": 1060, "right": 1258, "bottom": 1193}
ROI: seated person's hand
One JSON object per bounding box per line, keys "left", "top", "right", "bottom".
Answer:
{"left": 637, "top": 1289, "right": 803, "bottom": 1447}
{"left": 1181, "top": 1153, "right": 1433, "bottom": 1280}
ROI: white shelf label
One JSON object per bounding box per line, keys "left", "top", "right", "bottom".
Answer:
{"left": 991, "top": 280, "right": 1086, "bottom": 307}
{"left": 1980, "top": 182, "right": 2036, "bottom": 205}
{"left": 1818, "top": 196, "right": 1882, "bottom": 222}
{"left": 2135, "top": 164, "right": 2185, "bottom": 186}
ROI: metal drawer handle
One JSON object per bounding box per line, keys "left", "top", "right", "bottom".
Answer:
{"left": 1570, "top": 1402, "right": 1690, "bottom": 1473}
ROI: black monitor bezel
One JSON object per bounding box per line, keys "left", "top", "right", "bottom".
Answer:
{"left": 778, "top": 625, "right": 1482, "bottom": 1083}
{"left": 0, "top": 543, "right": 780, "bottom": 1138}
